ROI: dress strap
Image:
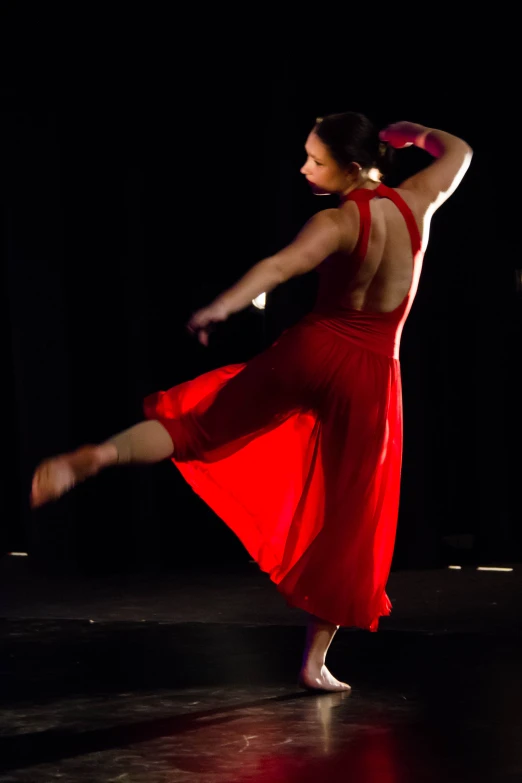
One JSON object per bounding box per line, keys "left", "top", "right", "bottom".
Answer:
{"left": 341, "top": 186, "right": 377, "bottom": 261}
{"left": 341, "top": 183, "right": 422, "bottom": 258}
{"left": 375, "top": 183, "right": 422, "bottom": 257}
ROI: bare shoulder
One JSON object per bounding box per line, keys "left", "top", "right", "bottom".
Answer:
{"left": 273, "top": 206, "right": 358, "bottom": 281}
{"left": 311, "top": 207, "right": 340, "bottom": 222}
{"left": 331, "top": 202, "right": 360, "bottom": 253}
{"left": 300, "top": 208, "right": 345, "bottom": 244}
{"left": 306, "top": 206, "right": 358, "bottom": 250}
{"left": 311, "top": 207, "right": 349, "bottom": 230}
{"left": 392, "top": 187, "right": 427, "bottom": 222}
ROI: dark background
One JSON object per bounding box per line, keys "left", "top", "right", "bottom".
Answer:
{"left": 1, "top": 11, "right": 519, "bottom": 575}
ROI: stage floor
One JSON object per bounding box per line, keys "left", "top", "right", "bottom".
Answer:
{"left": 0, "top": 557, "right": 520, "bottom": 782}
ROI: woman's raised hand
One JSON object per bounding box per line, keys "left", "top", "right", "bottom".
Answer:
{"left": 379, "top": 122, "right": 427, "bottom": 149}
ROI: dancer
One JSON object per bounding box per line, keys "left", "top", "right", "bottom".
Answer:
{"left": 31, "top": 115, "right": 472, "bottom": 692}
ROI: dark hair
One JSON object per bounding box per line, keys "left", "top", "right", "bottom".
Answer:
{"left": 314, "top": 112, "right": 395, "bottom": 177}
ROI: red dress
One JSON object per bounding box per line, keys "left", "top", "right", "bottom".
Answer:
{"left": 144, "top": 183, "right": 424, "bottom": 630}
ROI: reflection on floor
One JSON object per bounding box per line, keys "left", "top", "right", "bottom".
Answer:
{"left": 0, "top": 558, "right": 520, "bottom": 782}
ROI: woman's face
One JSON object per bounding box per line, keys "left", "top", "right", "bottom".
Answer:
{"left": 301, "top": 131, "right": 354, "bottom": 195}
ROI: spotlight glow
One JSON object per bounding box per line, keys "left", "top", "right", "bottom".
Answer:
{"left": 252, "top": 292, "right": 266, "bottom": 310}
{"left": 448, "top": 565, "right": 462, "bottom": 570}
{"left": 477, "top": 567, "right": 513, "bottom": 572}
{"left": 8, "top": 552, "right": 28, "bottom": 557}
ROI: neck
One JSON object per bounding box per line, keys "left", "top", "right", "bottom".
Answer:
{"left": 340, "top": 175, "right": 379, "bottom": 200}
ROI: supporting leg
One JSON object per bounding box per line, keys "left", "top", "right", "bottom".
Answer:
{"left": 299, "top": 613, "right": 351, "bottom": 693}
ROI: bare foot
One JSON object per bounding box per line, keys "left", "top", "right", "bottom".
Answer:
{"left": 298, "top": 664, "right": 351, "bottom": 693}
{"left": 30, "top": 445, "right": 105, "bottom": 508}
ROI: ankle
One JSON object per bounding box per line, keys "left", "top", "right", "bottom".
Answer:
{"left": 94, "top": 443, "right": 119, "bottom": 469}
{"left": 302, "top": 656, "right": 326, "bottom": 671}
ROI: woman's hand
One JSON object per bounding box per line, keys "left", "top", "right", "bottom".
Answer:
{"left": 379, "top": 122, "right": 428, "bottom": 149}
{"left": 186, "top": 300, "right": 229, "bottom": 346}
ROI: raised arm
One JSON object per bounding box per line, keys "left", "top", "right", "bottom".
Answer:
{"left": 380, "top": 121, "right": 473, "bottom": 213}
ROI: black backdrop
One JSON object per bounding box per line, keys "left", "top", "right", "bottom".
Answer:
{"left": 1, "top": 17, "right": 519, "bottom": 575}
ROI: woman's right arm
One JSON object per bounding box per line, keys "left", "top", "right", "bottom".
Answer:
{"left": 380, "top": 121, "right": 473, "bottom": 213}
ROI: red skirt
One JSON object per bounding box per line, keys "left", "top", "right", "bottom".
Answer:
{"left": 143, "top": 317, "right": 402, "bottom": 630}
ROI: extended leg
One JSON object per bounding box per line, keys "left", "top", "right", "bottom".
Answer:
{"left": 30, "top": 420, "right": 174, "bottom": 508}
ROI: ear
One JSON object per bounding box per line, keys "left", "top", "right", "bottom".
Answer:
{"left": 346, "top": 161, "right": 362, "bottom": 178}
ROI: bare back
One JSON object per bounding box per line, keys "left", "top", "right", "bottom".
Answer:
{"left": 334, "top": 188, "right": 428, "bottom": 314}
{"left": 319, "top": 125, "right": 473, "bottom": 315}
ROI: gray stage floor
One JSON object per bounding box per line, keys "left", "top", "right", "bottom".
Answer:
{"left": 0, "top": 556, "right": 520, "bottom": 782}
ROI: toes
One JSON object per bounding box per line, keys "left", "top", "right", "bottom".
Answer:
{"left": 30, "top": 461, "right": 61, "bottom": 508}
{"left": 298, "top": 667, "right": 351, "bottom": 693}
{"left": 30, "top": 472, "right": 42, "bottom": 508}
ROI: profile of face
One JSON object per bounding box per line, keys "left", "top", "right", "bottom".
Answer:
{"left": 300, "top": 131, "right": 361, "bottom": 196}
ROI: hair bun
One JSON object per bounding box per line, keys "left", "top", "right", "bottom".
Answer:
{"left": 376, "top": 137, "right": 395, "bottom": 177}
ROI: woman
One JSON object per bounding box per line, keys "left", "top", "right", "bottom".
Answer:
{"left": 31, "top": 115, "right": 472, "bottom": 692}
